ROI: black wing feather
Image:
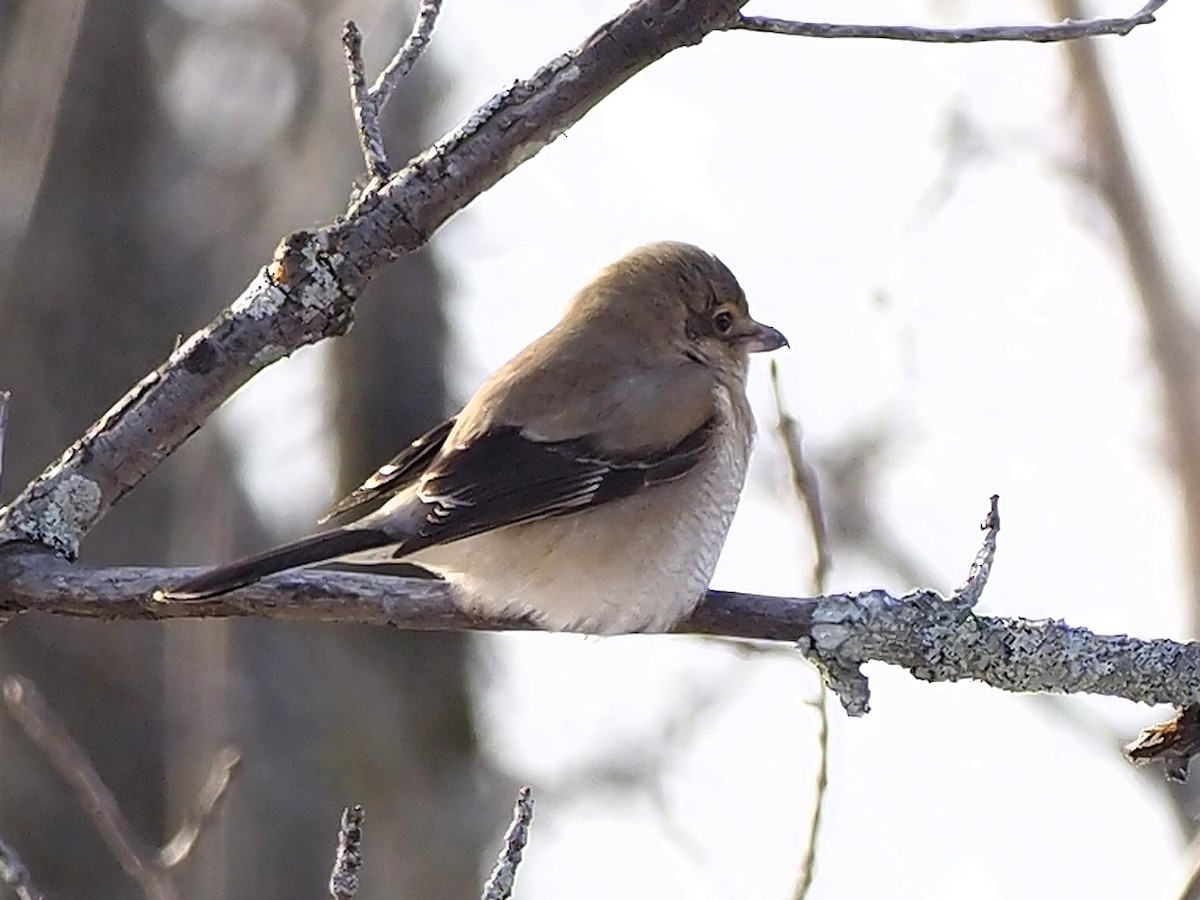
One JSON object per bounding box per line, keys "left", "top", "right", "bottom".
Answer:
{"left": 320, "top": 417, "right": 456, "bottom": 522}
{"left": 396, "top": 417, "right": 714, "bottom": 555}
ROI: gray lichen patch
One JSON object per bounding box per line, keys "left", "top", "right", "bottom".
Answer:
{"left": 231, "top": 273, "right": 290, "bottom": 320}
{"left": 5, "top": 473, "right": 102, "bottom": 559}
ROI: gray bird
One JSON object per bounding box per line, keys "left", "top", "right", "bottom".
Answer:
{"left": 165, "top": 241, "right": 787, "bottom": 633}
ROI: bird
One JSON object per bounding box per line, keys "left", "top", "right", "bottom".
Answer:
{"left": 164, "top": 241, "right": 788, "bottom": 633}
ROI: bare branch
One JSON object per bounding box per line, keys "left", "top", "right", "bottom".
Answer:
{"left": 0, "top": 836, "right": 43, "bottom": 900}
{"left": 791, "top": 692, "right": 829, "bottom": 900}
{"left": 341, "top": 0, "right": 443, "bottom": 181}
{"left": 329, "top": 806, "right": 364, "bottom": 900}
{"left": 341, "top": 22, "right": 387, "bottom": 180}
{"left": 4, "top": 502, "right": 1200, "bottom": 749}
{"left": 369, "top": 0, "right": 443, "bottom": 110}
{"left": 157, "top": 746, "right": 242, "bottom": 868}
{"left": 1, "top": 676, "right": 178, "bottom": 900}
{"left": 729, "top": 0, "right": 1168, "bottom": 43}
{"left": 481, "top": 788, "right": 533, "bottom": 900}
{"left": 768, "top": 363, "right": 831, "bottom": 900}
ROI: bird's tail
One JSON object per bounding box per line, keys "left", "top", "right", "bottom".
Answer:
{"left": 161, "top": 526, "right": 396, "bottom": 600}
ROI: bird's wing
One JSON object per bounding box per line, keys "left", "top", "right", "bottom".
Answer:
{"left": 320, "top": 417, "right": 456, "bottom": 523}
{"left": 388, "top": 417, "right": 715, "bottom": 555}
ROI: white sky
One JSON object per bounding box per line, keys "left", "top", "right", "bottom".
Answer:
{"left": 225, "top": 0, "right": 1200, "bottom": 895}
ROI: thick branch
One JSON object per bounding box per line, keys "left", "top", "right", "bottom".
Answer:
{"left": 2, "top": 548, "right": 1197, "bottom": 714}
{"left": 731, "top": 0, "right": 1168, "bottom": 43}
{"left": 0, "top": 0, "right": 750, "bottom": 559}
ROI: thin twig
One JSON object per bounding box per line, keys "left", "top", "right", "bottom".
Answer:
{"left": 768, "top": 362, "right": 832, "bottom": 900}
{"left": 369, "top": 0, "right": 444, "bottom": 105}
{"left": 769, "top": 361, "right": 832, "bottom": 589}
{"left": 949, "top": 494, "right": 1001, "bottom": 610}
{"left": 817, "top": 427, "right": 1198, "bottom": 827}
{"left": 341, "top": 22, "right": 385, "bottom": 178}
{"left": 792, "top": 692, "right": 829, "bottom": 900}
{"left": 328, "top": 805, "right": 364, "bottom": 900}
{"left": 481, "top": 788, "right": 534, "bottom": 900}
{"left": 342, "top": 0, "right": 444, "bottom": 179}
{"left": 157, "top": 745, "right": 242, "bottom": 868}
{"left": 0, "top": 391, "right": 8, "bottom": 630}
{"left": 0, "top": 836, "right": 43, "bottom": 900}
{"left": 0, "top": 390, "right": 9, "bottom": 490}
{"left": 1, "top": 676, "right": 179, "bottom": 900}
{"left": 729, "top": 0, "right": 1168, "bottom": 43}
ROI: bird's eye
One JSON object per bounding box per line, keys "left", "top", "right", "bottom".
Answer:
{"left": 713, "top": 311, "right": 734, "bottom": 334}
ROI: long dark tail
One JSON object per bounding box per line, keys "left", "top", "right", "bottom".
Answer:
{"left": 162, "top": 527, "right": 395, "bottom": 600}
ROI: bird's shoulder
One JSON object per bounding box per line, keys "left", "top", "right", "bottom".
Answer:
{"left": 452, "top": 325, "right": 725, "bottom": 455}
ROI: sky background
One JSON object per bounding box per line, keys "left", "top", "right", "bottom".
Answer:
{"left": 218, "top": 0, "right": 1199, "bottom": 895}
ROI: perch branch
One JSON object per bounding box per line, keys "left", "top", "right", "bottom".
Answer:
{"left": 730, "top": 0, "right": 1168, "bottom": 43}
{"left": 4, "top": 500, "right": 1200, "bottom": 738}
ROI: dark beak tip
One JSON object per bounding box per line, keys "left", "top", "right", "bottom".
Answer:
{"left": 747, "top": 323, "right": 789, "bottom": 353}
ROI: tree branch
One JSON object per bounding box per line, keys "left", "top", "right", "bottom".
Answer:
{"left": 768, "top": 361, "right": 831, "bottom": 900}
{"left": 1, "top": 676, "right": 239, "bottom": 894}
{"left": 156, "top": 745, "right": 242, "bottom": 869}
{"left": 730, "top": 0, "right": 1169, "bottom": 43}
{"left": 2, "top": 498, "right": 1198, "bottom": 738}
{"left": 2, "top": 677, "right": 179, "bottom": 900}
{"left": 342, "top": 0, "right": 444, "bottom": 179}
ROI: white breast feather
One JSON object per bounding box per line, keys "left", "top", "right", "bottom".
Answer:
{"left": 408, "top": 385, "right": 754, "bottom": 633}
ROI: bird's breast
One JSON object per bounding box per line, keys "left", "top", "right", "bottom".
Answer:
{"left": 410, "top": 385, "right": 754, "bottom": 633}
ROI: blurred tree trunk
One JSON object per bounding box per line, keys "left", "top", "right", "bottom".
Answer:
{"left": 0, "top": 0, "right": 488, "bottom": 894}
{"left": 0, "top": 0, "right": 265, "bottom": 895}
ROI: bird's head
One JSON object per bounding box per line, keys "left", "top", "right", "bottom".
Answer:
{"left": 574, "top": 241, "right": 788, "bottom": 381}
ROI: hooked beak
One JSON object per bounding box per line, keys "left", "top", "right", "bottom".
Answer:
{"left": 739, "top": 319, "right": 789, "bottom": 354}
